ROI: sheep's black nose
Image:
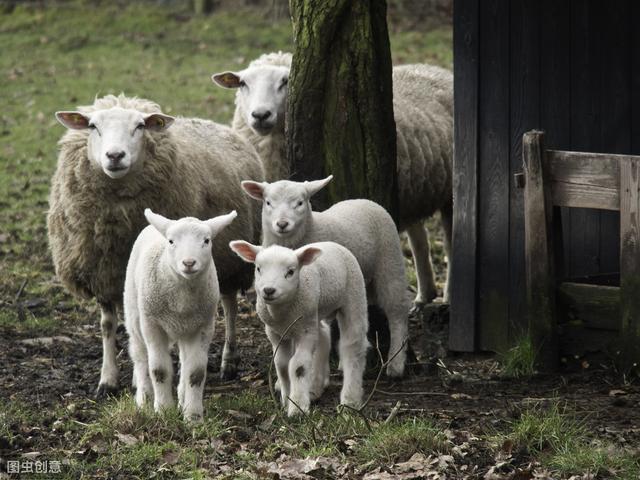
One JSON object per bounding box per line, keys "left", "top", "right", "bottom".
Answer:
{"left": 182, "top": 259, "right": 196, "bottom": 268}
{"left": 251, "top": 110, "right": 272, "bottom": 121}
{"left": 276, "top": 220, "right": 289, "bottom": 230}
{"left": 263, "top": 287, "right": 276, "bottom": 296}
{"left": 106, "top": 150, "right": 126, "bottom": 163}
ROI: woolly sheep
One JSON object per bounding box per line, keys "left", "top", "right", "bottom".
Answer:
{"left": 124, "top": 209, "right": 237, "bottom": 422}
{"left": 213, "top": 55, "right": 453, "bottom": 305}
{"left": 241, "top": 176, "right": 409, "bottom": 378}
{"left": 229, "top": 241, "right": 368, "bottom": 416}
{"left": 48, "top": 94, "right": 264, "bottom": 396}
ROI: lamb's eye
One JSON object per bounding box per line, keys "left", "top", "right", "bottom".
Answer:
{"left": 135, "top": 123, "right": 145, "bottom": 130}
{"left": 204, "top": 238, "right": 210, "bottom": 245}
{"left": 285, "top": 268, "right": 294, "bottom": 278}
{"left": 88, "top": 124, "right": 96, "bottom": 130}
{"left": 296, "top": 200, "right": 303, "bottom": 207}
{"left": 256, "top": 266, "right": 261, "bottom": 273}
{"left": 280, "top": 78, "right": 288, "bottom": 89}
{"left": 266, "top": 200, "right": 272, "bottom": 207}
{"left": 168, "top": 239, "right": 174, "bottom": 245}
{"left": 239, "top": 80, "right": 246, "bottom": 88}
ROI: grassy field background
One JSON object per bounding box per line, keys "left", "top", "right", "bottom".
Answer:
{"left": 2, "top": 3, "right": 638, "bottom": 480}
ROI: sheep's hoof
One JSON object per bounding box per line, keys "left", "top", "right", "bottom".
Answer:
{"left": 95, "top": 383, "right": 118, "bottom": 399}
{"left": 409, "top": 301, "right": 427, "bottom": 316}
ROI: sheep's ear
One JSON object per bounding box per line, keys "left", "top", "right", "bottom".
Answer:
{"left": 241, "top": 180, "right": 267, "bottom": 201}
{"left": 55, "top": 111, "right": 90, "bottom": 130}
{"left": 212, "top": 71, "right": 242, "bottom": 89}
{"left": 295, "top": 246, "right": 323, "bottom": 266}
{"left": 304, "top": 175, "right": 333, "bottom": 197}
{"left": 229, "top": 240, "right": 261, "bottom": 263}
{"left": 144, "top": 208, "right": 174, "bottom": 237}
{"left": 206, "top": 210, "right": 237, "bottom": 237}
{"left": 144, "top": 113, "right": 174, "bottom": 131}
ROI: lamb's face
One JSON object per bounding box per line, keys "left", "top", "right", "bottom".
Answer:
{"left": 241, "top": 176, "right": 334, "bottom": 238}
{"left": 254, "top": 246, "right": 301, "bottom": 304}
{"left": 55, "top": 107, "right": 174, "bottom": 179}
{"left": 213, "top": 66, "right": 289, "bottom": 136}
{"left": 164, "top": 220, "right": 215, "bottom": 279}
{"left": 145, "top": 209, "right": 237, "bottom": 280}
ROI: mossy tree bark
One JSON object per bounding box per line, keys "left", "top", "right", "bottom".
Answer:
{"left": 287, "top": 0, "right": 398, "bottom": 221}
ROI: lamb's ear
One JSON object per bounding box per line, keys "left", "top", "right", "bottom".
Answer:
{"left": 144, "top": 113, "right": 174, "bottom": 131}
{"left": 206, "top": 210, "right": 237, "bottom": 237}
{"left": 295, "top": 245, "right": 323, "bottom": 266}
{"left": 229, "top": 240, "right": 261, "bottom": 263}
{"left": 304, "top": 175, "right": 333, "bottom": 197}
{"left": 241, "top": 180, "right": 267, "bottom": 201}
{"left": 55, "top": 111, "right": 90, "bottom": 130}
{"left": 212, "top": 71, "right": 243, "bottom": 89}
{"left": 144, "top": 208, "right": 174, "bottom": 237}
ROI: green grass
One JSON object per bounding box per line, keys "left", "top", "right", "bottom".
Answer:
{"left": 500, "top": 401, "right": 640, "bottom": 478}
{"left": 499, "top": 335, "right": 537, "bottom": 378}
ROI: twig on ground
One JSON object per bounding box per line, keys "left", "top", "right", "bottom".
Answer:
{"left": 360, "top": 333, "right": 409, "bottom": 410}
{"left": 385, "top": 400, "right": 402, "bottom": 424}
{"left": 375, "top": 389, "right": 448, "bottom": 397}
{"left": 337, "top": 403, "right": 373, "bottom": 434}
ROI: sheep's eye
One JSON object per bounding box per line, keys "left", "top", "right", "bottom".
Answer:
{"left": 256, "top": 266, "right": 261, "bottom": 273}
{"left": 135, "top": 123, "right": 145, "bottom": 130}
{"left": 280, "top": 78, "right": 288, "bottom": 89}
{"left": 239, "top": 80, "right": 246, "bottom": 88}
{"left": 285, "top": 268, "right": 295, "bottom": 278}
{"left": 296, "top": 200, "right": 303, "bottom": 207}
{"left": 88, "top": 124, "right": 96, "bottom": 130}
{"left": 168, "top": 239, "right": 174, "bottom": 245}
{"left": 266, "top": 200, "right": 272, "bottom": 207}
{"left": 204, "top": 238, "right": 210, "bottom": 245}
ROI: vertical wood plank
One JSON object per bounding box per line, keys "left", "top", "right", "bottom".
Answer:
{"left": 523, "top": 131, "right": 558, "bottom": 370}
{"left": 477, "top": 0, "right": 510, "bottom": 352}
{"left": 619, "top": 158, "right": 640, "bottom": 369}
{"left": 450, "top": 0, "right": 479, "bottom": 351}
{"left": 569, "top": 0, "right": 601, "bottom": 277}
{"left": 598, "top": 0, "right": 628, "bottom": 273}
{"left": 632, "top": 0, "right": 640, "bottom": 156}
{"left": 508, "top": 0, "right": 540, "bottom": 337}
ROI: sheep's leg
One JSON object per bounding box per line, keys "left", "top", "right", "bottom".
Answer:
{"left": 129, "top": 330, "right": 152, "bottom": 407}
{"left": 96, "top": 301, "right": 119, "bottom": 398}
{"left": 266, "top": 327, "right": 292, "bottom": 409}
{"left": 336, "top": 307, "right": 368, "bottom": 409}
{"left": 310, "top": 320, "right": 331, "bottom": 401}
{"left": 440, "top": 204, "right": 453, "bottom": 303}
{"left": 177, "top": 323, "right": 214, "bottom": 422}
{"left": 286, "top": 327, "right": 316, "bottom": 417}
{"left": 220, "top": 291, "right": 239, "bottom": 380}
{"left": 142, "top": 323, "right": 174, "bottom": 412}
{"left": 406, "top": 222, "right": 438, "bottom": 306}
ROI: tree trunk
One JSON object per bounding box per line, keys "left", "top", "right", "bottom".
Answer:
{"left": 287, "top": 0, "right": 398, "bottom": 221}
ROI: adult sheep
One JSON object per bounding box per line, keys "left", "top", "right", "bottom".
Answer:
{"left": 213, "top": 54, "right": 453, "bottom": 305}
{"left": 48, "top": 94, "right": 264, "bottom": 396}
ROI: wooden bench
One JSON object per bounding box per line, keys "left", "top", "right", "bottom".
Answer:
{"left": 518, "top": 130, "right": 640, "bottom": 371}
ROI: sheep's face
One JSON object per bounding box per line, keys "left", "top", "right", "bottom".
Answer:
{"left": 145, "top": 209, "right": 237, "bottom": 280}
{"left": 229, "top": 242, "right": 322, "bottom": 305}
{"left": 55, "top": 108, "right": 174, "bottom": 179}
{"left": 213, "top": 66, "right": 289, "bottom": 136}
{"left": 241, "top": 176, "right": 333, "bottom": 238}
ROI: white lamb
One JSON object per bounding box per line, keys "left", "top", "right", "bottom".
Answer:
{"left": 241, "top": 176, "right": 409, "bottom": 378}
{"left": 229, "top": 240, "right": 368, "bottom": 416}
{"left": 124, "top": 208, "right": 237, "bottom": 422}
{"left": 213, "top": 54, "right": 453, "bottom": 305}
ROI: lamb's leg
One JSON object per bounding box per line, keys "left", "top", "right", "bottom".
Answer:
{"left": 440, "top": 204, "right": 453, "bottom": 303}
{"left": 336, "top": 306, "right": 368, "bottom": 409}
{"left": 286, "top": 327, "right": 317, "bottom": 417}
{"left": 129, "top": 330, "right": 152, "bottom": 407}
{"left": 266, "top": 327, "right": 292, "bottom": 409}
{"left": 220, "top": 291, "right": 239, "bottom": 380}
{"left": 406, "top": 221, "right": 438, "bottom": 306}
{"left": 96, "top": 301, "right": 119, "bottom": 398}
{"left": 178, "top": 322, "right": 214, "bottom": 423}
{"left": 142, "top": 323, "right": 174, "bottom": 412}
{"left": 310, "top": 320, "right": 331, "bottom": 401}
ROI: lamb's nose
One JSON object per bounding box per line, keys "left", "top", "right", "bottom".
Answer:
{"left": 276, "top": 220, "right": 289, "bottom": 230}
{"left": 263, "top": 287, "right": 276, "bottom": 296}
{"left": 106, "top": 150, "right": 126, "bottom": 163}
{"left": 182, "top": 259, "right": 196, "bottom": 268}
{"left": 251, "top": 109, "right": 272, "bottom": 121}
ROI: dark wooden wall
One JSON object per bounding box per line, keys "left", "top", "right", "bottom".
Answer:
{"left": 451, "top": 0, "right": 640, "bottom": 352}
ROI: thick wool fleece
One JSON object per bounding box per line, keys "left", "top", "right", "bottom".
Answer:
{"left": 48, "top": 94, "right": 264, "bottom": 304}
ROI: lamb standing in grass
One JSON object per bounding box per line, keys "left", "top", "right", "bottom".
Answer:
{"left": 125, "top": 209, "right": 237, "bottom": 422}
{"left": 241, "top": 176, "right": 409, "bottom": 378}
{"left": 213, "top": 55, "right": 453, "bottom": 304}
{"left": 229, "top": 241, "right": 368, "bottom": 416}
{"left": 48, "top": 94, "right": 263, "bottom": 396}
